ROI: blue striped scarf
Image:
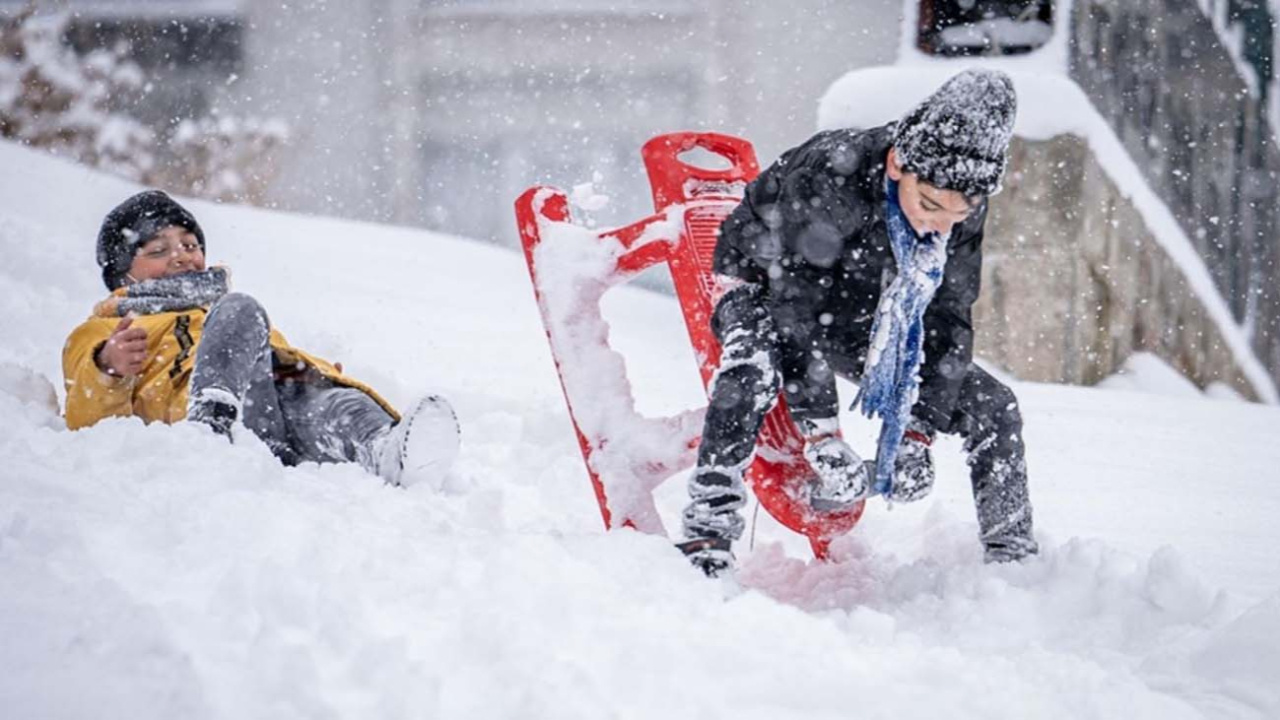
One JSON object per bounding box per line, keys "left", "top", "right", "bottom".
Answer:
{"left": 858, "top": 178, "right": 949, "bottom": 496}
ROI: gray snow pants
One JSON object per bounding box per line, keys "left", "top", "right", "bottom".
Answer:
{"left": 683, "top": 288, "right": 1039, "bottom": 560}
{"left": 188, "top": 292, "right": 395, "bottom": 469}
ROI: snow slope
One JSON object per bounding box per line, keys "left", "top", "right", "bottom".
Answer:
{"left": 2, "top": 141, "right": 1279, "bottom": 719}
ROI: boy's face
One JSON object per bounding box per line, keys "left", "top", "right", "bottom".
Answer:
{"left": 886, "top": 147, "right": 979, "bottom": 238}
{"left": 127, "top": 225, "right": 206, "bottom": 284}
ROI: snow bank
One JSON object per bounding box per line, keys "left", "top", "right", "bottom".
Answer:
{"left": 1191, "top": 592, "right": 1280, "bottom": 714}
{"left": 3, "top": 140, "right": 1280, "bottom": 719}
{"left": 1097, "top": 352, "right": 1249, "bottom": 401}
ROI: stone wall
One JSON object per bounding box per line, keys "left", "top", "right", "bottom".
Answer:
{"left": 975, "top": 135, "right": 1259, "bottom": 398}
{"left": 1064, "top": 0, "right": 1280, "bottom": 395}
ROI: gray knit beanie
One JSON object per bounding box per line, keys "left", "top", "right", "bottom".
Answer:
{"left": 891, "top": 69, "right": 1017, "bottom": 197}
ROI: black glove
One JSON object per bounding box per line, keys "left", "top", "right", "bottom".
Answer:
{"left": 889, "top": 418, "right": 936, "bottom": 502}
{"left": 804, "top": 435, "right": 871, "bottom": 511}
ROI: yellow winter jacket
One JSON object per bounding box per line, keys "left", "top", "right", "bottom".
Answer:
{"left": 63, "top": 296, "right": 399, "bottom": 431}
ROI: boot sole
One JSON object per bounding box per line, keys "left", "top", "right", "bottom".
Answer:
{"left": 399, "top": 395, "right": 461, "bottom": 489}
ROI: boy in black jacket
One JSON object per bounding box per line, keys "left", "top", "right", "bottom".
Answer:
{"left": 679, "top": 69, "right": 1038, "bottom": 575}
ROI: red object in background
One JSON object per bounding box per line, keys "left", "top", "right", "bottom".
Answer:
{"left": 514, "top": 132, "right": 865, "bottom": 559}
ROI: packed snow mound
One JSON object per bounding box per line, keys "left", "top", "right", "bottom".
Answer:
{"left": 818, "top": 65, "right": 1094, "bottom": 141}
{"left": 2, "top": 140, "right": 1280, "bottom": 719}
{"left": 1098, "top": 352, "right": 1247, "bottom": 401}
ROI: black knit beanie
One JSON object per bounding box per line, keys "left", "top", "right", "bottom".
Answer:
{"left": 96, "top": 190, "right": 205, "bottom": 290}
{"left": 891, "top": 69, "right": 1017, "bottom": 198}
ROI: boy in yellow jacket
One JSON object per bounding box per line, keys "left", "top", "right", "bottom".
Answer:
{"left": 63, "top": 190, "right": 460, "bottom": 486}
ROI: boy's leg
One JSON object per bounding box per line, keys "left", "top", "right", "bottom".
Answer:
{"left": 188, "top": 292, "right": 293, "bottom": 461}
{"left": 682, "top": 286, "right": 782, "bottom": 546}
{"left": 277, "top": 381, "right": 395, "bottom": 470}
{"left": 940, "top": 364, "right": 1039, "bottom": 562}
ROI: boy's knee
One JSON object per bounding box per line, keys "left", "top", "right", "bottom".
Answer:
{"left": 210, "top": 292, "right": 269, "bottom": 327}
{"left": 950, "top": 367, "right": 1023, "bottom": 435}
{"left": 982, "top": 378, "right": 1022, "bottom": 433}
{"left": 214, "top": 291, "right": 262, "bottom": 312}
{"left": 709, "top": 360, "right": 780, "bottom": 413}
{"left": 711, "top": 283, "right": 766, "bottom": 331}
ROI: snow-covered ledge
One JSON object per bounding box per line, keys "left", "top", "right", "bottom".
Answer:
{"left": 817, "top": 65, "right": 1278, "bottom": 403}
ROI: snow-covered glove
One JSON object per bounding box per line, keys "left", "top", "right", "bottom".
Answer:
{"left": 805, "top": 435, "right": 871, "bottom": 511}
{"left": 676, "top": 537, "right": 734, "bottom": 578}
{"left": 888, "top": 418, "right": 935, "bottom": 503}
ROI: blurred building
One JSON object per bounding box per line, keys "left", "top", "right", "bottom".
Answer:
{"left": 3, "top": 0, "right": 901, "bottom": 242}
{"left": 0, "top": 0, "right": 246, "bottom": 123}
{"left": 233, "top": 0, "right": 902, "bottom": 243}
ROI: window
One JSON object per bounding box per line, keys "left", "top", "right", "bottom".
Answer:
{"left": 917, "top": 0, "right": 1055, "bottom": 56}
{"left": 64, "top": 16, "right": 243, "bottom": 73}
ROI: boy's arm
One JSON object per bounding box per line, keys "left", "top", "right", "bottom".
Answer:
{"left": 712, "top": 141, "right": 848, "bottom": 437}
{"left": 63, "top": 320, "right": 136, "bottom": 430}
{"left": 712, "top": 155, "right": 786, "bottom": 286}
{"left": 915, "top": 205, "right": 987, "bottom": 431}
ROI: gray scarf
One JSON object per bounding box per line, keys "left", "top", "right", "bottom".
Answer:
{"left": 96, "top": 267, "right": 230, "bottom": 317}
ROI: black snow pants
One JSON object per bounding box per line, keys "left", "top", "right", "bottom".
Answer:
{"left": 188, "top": 292, "right": 395, "bottom": 469}
{"left": 683, "top": 286, "right": 1039, "bottom": 559}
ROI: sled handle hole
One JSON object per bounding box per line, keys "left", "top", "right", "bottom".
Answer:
{"left": 677, "top": 146, "right": 735, "bottom": 172}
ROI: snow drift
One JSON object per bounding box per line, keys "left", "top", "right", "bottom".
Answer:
{"left": 1, "top": 140, "right": 1279, "bottom": 719}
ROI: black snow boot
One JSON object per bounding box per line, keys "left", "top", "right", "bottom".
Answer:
{"left": 676, "top": 536, "right": 734, "bottom": 578}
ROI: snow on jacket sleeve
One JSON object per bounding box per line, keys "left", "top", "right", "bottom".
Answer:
{"left": 915, "top": 203, "right": 986, "bottom": 431}
{"left": 63, "top": 318, "right": 136, "bottom": 430}
{"left": 712, "top": 133, "right": 868, "bottom": 427}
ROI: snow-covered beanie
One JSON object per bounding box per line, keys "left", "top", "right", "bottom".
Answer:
{"left": 890, "top": 69, "right": 1017, "bottom": 198}
{"left": 96, "top": 190, "right": 206, "bottom": 290}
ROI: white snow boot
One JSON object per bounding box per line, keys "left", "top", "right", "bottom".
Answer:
{"left": 375, "top": 395, "right": 461, "bottom": 489}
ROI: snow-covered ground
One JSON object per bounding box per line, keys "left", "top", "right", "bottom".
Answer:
{"left": 2, "top": 140, "right": 1279, "bottom": 719}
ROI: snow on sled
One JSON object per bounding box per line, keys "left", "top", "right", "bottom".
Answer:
{"left": 514, "top": 132, "right": 865, "bottom": 559}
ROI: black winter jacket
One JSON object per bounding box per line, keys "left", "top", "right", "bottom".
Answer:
{"left": 713, "top": 123, "right": 987, "bottom": 431}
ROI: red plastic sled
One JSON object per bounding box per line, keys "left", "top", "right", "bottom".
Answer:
{"left": 515, "top": 132, "right": 865, "bottom": 559}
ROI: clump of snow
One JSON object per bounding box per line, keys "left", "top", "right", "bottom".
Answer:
{"left": 0, "top": 362, "right": 62, "bottom": 431}
{"left": 1097, "top": 352, "right": 1215, "bottom": 399}
{"left": 569, "top": 172, "right": 610, "bottom": 214}
{"left": 531, "top": 208, "right": 702, "bottom": 534}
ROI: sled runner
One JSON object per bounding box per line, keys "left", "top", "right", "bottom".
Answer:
{"left": 515, "top": 132, "right": 865, "bottom": 559}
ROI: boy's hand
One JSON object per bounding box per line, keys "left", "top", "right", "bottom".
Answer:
{"left": 95, "top": 315, "right": 148, "bottom": 377}
{"left": 805, "top": 435, "right": 871, "bottom": 511}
